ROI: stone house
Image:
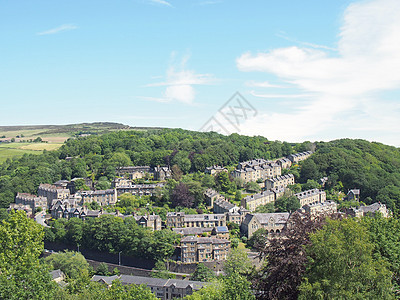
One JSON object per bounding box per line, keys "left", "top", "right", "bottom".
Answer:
{"left": 133, "top": 214, "right": 162, "bottom": 231}
{"left": 166, "top": 212, "right": 226, "bottom": 228}
{"left": 225, "top": 208, "right": 250, "bottom": 225}
{"left": 112, "top": 178, "right": 165, "bottom": 197}
{"left": 92, "top": 275, "right": 208, "bottom": 300}
{"left": 213, "top": 198, "right": 239, "bottom": 214}
{"left": 181, "top": 236, "right": 231, "bottom": 263}
{"left": 204, "top": 188, "right": 223, "bottom": 208}
{"left": 205, "top": 165, "right": 228, "bottom": 176}
{"left": 153, "top": 166, "right": 172, "bottom": 181}
{"left": 80, "top": 189, "right": 117, "bottom": 206}
{"left": 303, "top": 200, "right": 337, "bottom": 216}
{"left": 232, "top": 159, "right": 282, "bottom": 184}
{"left": 288, "top": 151, "right": 313, "bottom": 163}
{"left": 116, "top": 166, "right": 152, "bottom": 180}
{"left": 346, "top": 202, "right": 391, "bottom": 218}
{"left": 276, "top": 158, "right": 292, "bottom": 169}
{"left": 346, "top": 189, "right": 360, "bottom": 201}
{"left": 241, "top": 212, "right": 290, "bottom": 238}
{"left": 15, "top": 192, "right": 47, "bottom": 212}
{"left": 211, "top": 226, "right": 230, "bottom": 239}
{"left": 264, "top": 174, "right": 295, "bottom": 190}
{"left": 295, "top": 188, "right": 326, "bottom": 207}
{"left": 8, "top": 203, "right": 33, "bottom": 217}
{"left": 38, "top": 183, "right": 70, "bottom": 208}
{"left": 241, "top": 190, "right": 275, "bottom": 211}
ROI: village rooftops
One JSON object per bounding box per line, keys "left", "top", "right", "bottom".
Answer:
{"left": 181, "top": 236, "right": 230, "bottom": 245}
{"left": 242, "top": 212, "right": 290, "bottom": 228}
{"left": 295, "top": 188, "right": 323, "bottom": 199}
{"left": 243, "top": 190, "right": 274, "bottom": 201}
{"left": 267, "top": 174, "right": 294, "bottom": 183}
{"left": 172, "top": 227, "right": 213, "bottom": 235}
{"left": 118, "top": 275, "right": 207, "bottom": 290}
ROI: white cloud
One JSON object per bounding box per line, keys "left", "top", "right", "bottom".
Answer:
{"left": 148, "top": 0, "right": 172, "bottom": 7}
{"left": 37, "top": 24, "right": 78, "bottom": 35}
{"left": 236, "top": 0, "right": 400, "bottom": 145}
{"left": 144, "top": 54, "right": 216, "bottom": 104}
{"left": 245, "top": 80, "right": 287, "bottom": 88}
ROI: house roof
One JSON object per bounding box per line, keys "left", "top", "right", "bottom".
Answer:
{"left": 50, "top": 269, "right": 65, "bottom": 280}
{"left": 118, "top": 275, "right": 207, "bottom": 290}
{"left": 91, "top": 275, "right": 119, "bottom": 285}
{"left": 242, "top": 213, "right": 290, "bottom": 226}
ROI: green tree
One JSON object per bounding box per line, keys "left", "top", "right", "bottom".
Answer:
{"left": 45, "top": 250, "right": 90, "bottom": 279}
{"left": 245, "top": 181, "right": 261, "bottom": 193}
{"left": 0, "top": 211, "right": 58, "bottom": 299}
{"left": 274, "top": 195, "right": 300, "bottom": 212}
{"left": 223, "top": 248, "right": 253, "bottom": 276}
{"left": 151, "top": 260, "right": 176, "bottom": 279}
{"left": 95, "top": 262, "right": 110, "bottom": 276}
{"left": 255, "top": 202, "right": 275, "bottom": 213}
{"left": 299, "top": 218, "right": 394, "bottom": 299}
{"left": 187, "top": 272, "right": 255, "bottom": 300}
{"left": 247, "top": 228, "right": 267, "bottom": 249}
{"left": 191, "top": 263, "right": 215, "bottom": 282}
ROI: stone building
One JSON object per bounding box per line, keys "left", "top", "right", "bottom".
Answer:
{"left": 116, "top": 166, "right": 152, "bottom": 180}
{"left": 288, "top": 151, "right": 313, "bottom": 163}
{"left": 346, "top": 202, "right": 391, "bottom": 218}
{"left": 232, "top": 159, "right": 282, "bottom": 184}
{"left": 241, "top": 212, "right": 290, "bottom": 238}
{"left": 205, "top": 165, "right": 228, "bottom": 176}
{"left": 38, "top": 183, "right": 70, "bottom": 208}
{"left": 8, "top": 203, "right": 33, "bottom": 217}
{"left": 295, "top": 188, "right": 326, "bottom": 207}
{"left": 213, "top": 198, "right": 239, "bottom": 214}
{"left": 181, "top": 236, "right": 231, "bottom": 263}
{"left": 264, "top": 174, "right": 295, "bottom": 190}
{"left": 241, "top": 190, "right": 275, "bottom": 211}
{"left": 80, "top": 189, "right": 117, "bottom": 206}
{"left": 225, "top": 208, "right": 250, "bottom": 225}
{"left": 346, "top": 189, "right": 360, "bottom": 201}
{"left": 204, "top": 188, "right": 224, "bottom": 208}
{"left": 275, "top": 157, "right": 292, "bottom": 169}
{"left": 153, "top": 166, "right": 172, "bottom": 181}
{"left": 112, "top": 178, "right": 165, "bottom": 196}
{"left": 133, "top": 214, "right": 162, "bottom": 231}
{"left": 166, "top": 212, "right": 226, "bottom": 228}
{"left": 15, "top": 192, "right": 47, "bottom": 212}
{"left": 92, "top": 275, "right": 208, "bottom": 300}
{"left": 303, "top": 200, "right": 337, "bottom": 216}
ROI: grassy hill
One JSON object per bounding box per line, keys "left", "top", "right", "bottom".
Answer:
{"left": 0, "top": 122, "right": 132, "bottom": 162}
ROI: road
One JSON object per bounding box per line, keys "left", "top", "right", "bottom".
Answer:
{"left": 35, "top": 211, "right": 49, "bottom": 227}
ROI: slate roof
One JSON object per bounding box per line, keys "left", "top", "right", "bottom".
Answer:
{"left": 118, "top": 275, "right": 207, "bottom": 290}
{"left": 242, "top": 213, "right": 290, "bottom": 226}
{"left": 91, "top": 275, "right": 119, "bottom": 285}
{"left": 50, "top": 269, "right": 65, "bottom": 280}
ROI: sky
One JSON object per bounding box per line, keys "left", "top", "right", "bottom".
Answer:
{"left": 1, "top": 0, "right": 399, "bottom": 146}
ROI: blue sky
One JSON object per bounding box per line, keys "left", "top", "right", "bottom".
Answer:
{"left": 1, "top": 0, "right": 399, "bottom": 146}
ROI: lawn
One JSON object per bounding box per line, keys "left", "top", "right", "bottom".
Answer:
{"left": 0, "top": 142, "right": 63, "bottom": 163}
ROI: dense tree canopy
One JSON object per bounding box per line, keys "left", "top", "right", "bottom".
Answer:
{"left": 299, "top": 218, "right": 394, "bottom": 299}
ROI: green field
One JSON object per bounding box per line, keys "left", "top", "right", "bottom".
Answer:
{"left": 0, "top": 142, "right": 66, "bottom": 162}
{"left": 0, "top": 122, "right": 136, "bottom": 163}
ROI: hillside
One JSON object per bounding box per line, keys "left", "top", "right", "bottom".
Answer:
{"left": 0, "top": 129, "right": 399, "bottom": 215}
{"left": 0, "top": 122, "right": 133, "bottom": 163}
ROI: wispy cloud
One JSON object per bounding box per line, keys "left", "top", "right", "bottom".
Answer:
{"left": 148, "top": 0, "right": 172, "bottom": 7}
{"left": 245, "top": 80, "right": 287, "bottom": 88}
{"left": 276, "top": 32, "right": 337, "bottom": 51}
{"left": 37, "top": 24, "right": 78, "bottom": 36}
{"left": 144, "top": 53, "right": 216, "bottom": 104}
{"left": 236, "top": 0, "right": 400, "bottom": 145}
